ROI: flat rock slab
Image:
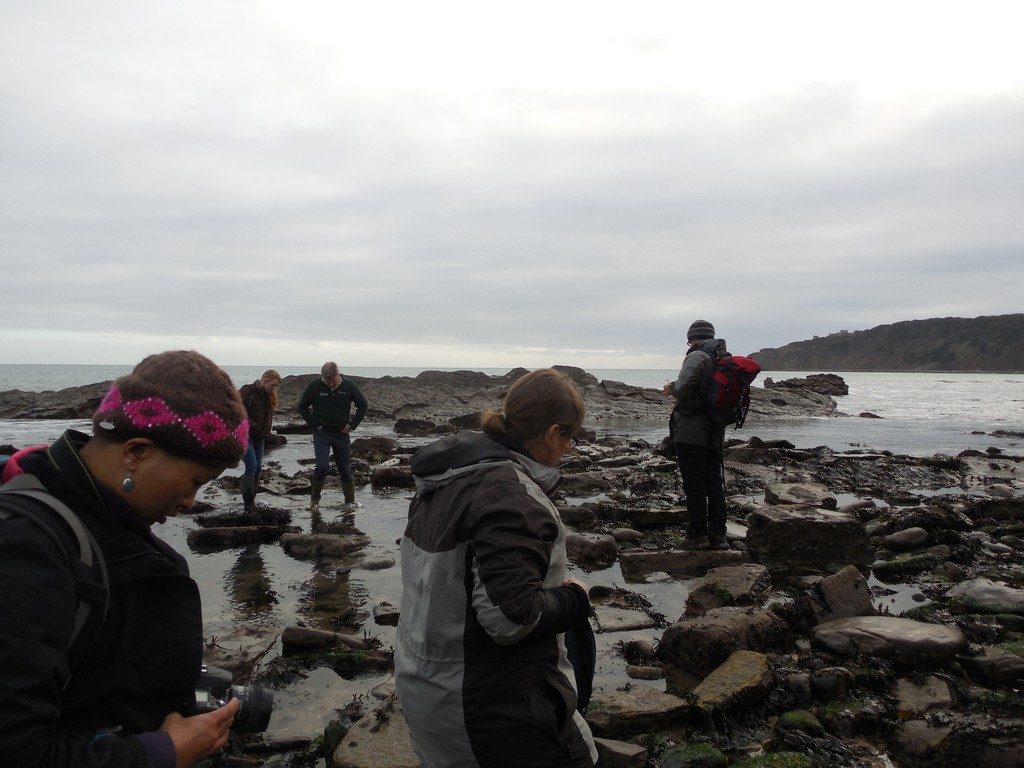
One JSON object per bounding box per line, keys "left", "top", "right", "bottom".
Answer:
{"left": 947, "top": 578, "right": 1024, "bottom": 615}
{"left": 586, "top": 684, "right": 691, "bottom": 737}
{"left": 765, "top": 482, "right": 837, "bottom": 508}
{"left": 958, "top": 645, "right": 1024, "bottom": 684}
{"left": 746, "top": 504, "right": 872, "bottom": 574}
{"left": 333, "top": 704, "right": 419, "bottom": 768}
{"left": 281, "top": 533, "right": 371, "bottom": 559}
{"left": 187, "top": 525, "right": 292, "bottom": 550}
{"left": 813, "top": 616, "right": 967, "bottom": 663}
{"left": 619, "top": 549, "right": 749, "bottom": 582}
{"left": 593, "top": 738, "right": 648, "bottom": 768}
{"left": 685, "top": 563, "right": 770, "bottom": 615}
{"left": 693, "top": 650, "right": 773, "bottom": 711}
{"left": 594, "top": 606, "right": 657, "bottom": 633}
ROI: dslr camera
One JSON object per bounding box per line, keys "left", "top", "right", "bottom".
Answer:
{"left": 194, "top": 665, "right": 274, "bottom": 733}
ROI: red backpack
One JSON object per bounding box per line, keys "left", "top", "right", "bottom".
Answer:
{"left": 703, "top": 352, "right": 761, "bottom": 429}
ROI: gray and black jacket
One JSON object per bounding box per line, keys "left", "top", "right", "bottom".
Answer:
{"left": 395, "top": 431, "right": 597, "bottom": 768}
{"left": 669, "top": 338, "right": 728, "bottom": 449}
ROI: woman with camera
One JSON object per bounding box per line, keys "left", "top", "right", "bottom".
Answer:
{"left": 0, "top": 351, "right": 248, "bottom": 768}
{"left": 395, "top": 368, "right": 598, "bottom": 768}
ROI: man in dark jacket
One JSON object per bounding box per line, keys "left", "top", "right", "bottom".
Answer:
{"left": 296, "top": 361, "right": 368, "bottom": 509}
{"left": 662, "top": 319, "right": 729, "bottom": 550}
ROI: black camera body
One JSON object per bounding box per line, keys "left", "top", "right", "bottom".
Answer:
{"left": 194, "top": 665, "right": 274, "bottom": 733}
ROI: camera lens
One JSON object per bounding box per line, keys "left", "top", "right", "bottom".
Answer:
{"left": 230, "top": 684, "right": 274, "bottom": 733}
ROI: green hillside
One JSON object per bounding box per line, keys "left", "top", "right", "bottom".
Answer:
{"left": 750, "top": 314, "right": 1024, "bottom": 372}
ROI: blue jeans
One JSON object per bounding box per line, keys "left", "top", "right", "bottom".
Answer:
{"left": 313, "top": 428, "right": 352, "bottom": 482}
{"left": 676, "top": 445, "right": 726, "bottom": 539}
{"left": 242, "top": 439, "right": 265, "bottom": 477}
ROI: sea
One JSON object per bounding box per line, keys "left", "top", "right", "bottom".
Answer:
{"left": 0, "top": 364, "right": 1021, "bottom": 457}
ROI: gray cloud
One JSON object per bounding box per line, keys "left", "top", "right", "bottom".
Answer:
{"left": 1, "top": 3, "right": 1022, "bottom": 365}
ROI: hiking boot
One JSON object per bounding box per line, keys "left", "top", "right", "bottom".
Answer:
{"left": 342, "top": 480, "right": 356, "bottom": 505}
{"left": 239, "top": 475, "right": 256, "bottom": 513}
{"left": 310, "top": 477, "right": 324, "bottom": 511}
{"left": 708, "top": 536, "right": 730, "bottom": 551}
{"left": 680, "top": 535, "right": 709, "bottom": 550}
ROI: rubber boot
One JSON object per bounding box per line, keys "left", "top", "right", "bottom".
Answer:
{"left": 310, "top": 477, "right": 324, "bottom": 511}
{"left": 342, "top": 480, "right": 356, "bottom": 505}
{"left": 240, "top": 475, "right": 256, "bottom": 512}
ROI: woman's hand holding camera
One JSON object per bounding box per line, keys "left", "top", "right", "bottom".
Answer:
{"left": 160, "top": 697, "right": 240, "bottom": 768}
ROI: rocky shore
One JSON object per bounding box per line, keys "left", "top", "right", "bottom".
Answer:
{"left": 3, "top": 369, "right": 1023, "bottom": 768}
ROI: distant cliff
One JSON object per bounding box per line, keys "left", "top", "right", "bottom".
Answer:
{"left": 751, "top": 314, "right": 1024, "bottom": 372}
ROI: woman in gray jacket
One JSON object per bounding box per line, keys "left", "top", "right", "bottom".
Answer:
{"left": 396, "top": 368, "right": 597, "bottom": 768}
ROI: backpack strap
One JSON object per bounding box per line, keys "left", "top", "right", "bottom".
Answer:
{"left": 0, "top": 474, "right": 110, "bottom": 659}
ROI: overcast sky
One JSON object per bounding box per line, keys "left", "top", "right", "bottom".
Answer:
{"left": 2, "top": 1, "right": 1021, "bottom": 369}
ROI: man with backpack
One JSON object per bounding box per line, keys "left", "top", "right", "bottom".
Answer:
{"left": 662, "top": 319, "right": 731, "bottom": 551}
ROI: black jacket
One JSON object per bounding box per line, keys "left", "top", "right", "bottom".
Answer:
{"left": 239, "top": 381, "right": 274, "bottom": 441}
{"left": 0, "top": 431, "right": 203, "bottom": 768}
{"left": 296, "top": 378, "right": 367, "bottom": 432}
{"left": 669, "top": 338, "right": 728, "bottom": 449}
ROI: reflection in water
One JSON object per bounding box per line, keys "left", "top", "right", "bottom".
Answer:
{"left": 225, "top": 545, "right": 278, "bottom": 623}
{"left": 297, "top": 564, "right": 368, "bottom": 631}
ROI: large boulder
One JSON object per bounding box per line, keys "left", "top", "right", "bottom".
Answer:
{"left": 764, "top": 483, "right": 837, "bottom": 508}
{"left": 659, "top": 607, "right": 792, "bottom": 679}
{"left": 746, "top": 505, "right": 872, "bottom": 574}
{"left": 812, "top": 616, "right": 967, "bottom": 664}
{"left": 281, "top": 533, "right": 370, "bottom": 559}
{"left": 565, "top": 532, "right": 618, "bottom": 566}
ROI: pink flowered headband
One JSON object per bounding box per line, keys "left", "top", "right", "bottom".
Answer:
{"left": 95, "top": 383, "right": 248, "bottom": 464}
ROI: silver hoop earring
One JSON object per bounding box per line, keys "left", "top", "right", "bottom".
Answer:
{"left": 122, "top": 476, "right": 135, "bottom": 492}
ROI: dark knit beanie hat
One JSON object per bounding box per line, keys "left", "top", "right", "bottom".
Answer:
{"left": 687, "top": 319, "right": 716, "bottom": 343}
{"left": 92, "top": 350, "right": 248, "bottom": 466}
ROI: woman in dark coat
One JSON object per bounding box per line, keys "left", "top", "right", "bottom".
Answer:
{"left": 237, "top": 369, "right": 281, "bottom": 512}
{"left": 396, "top": 368, "right": 597, "bottom": 768}
{"left": 0, "top": 350, "right": 249, "bottom": 768}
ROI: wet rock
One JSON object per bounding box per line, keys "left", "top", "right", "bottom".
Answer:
{"left": 731, "top": 754, "right": 811, "bottom": 768}
{"left": 692, "top": 650, "right": 773, "bottom": 712}
{"left": 965, "top": 497, "right": 1024, "bottom": 521}
{"left": 281, "top": 532, "right": 371, "bottom": 559}
{"left": 621, "top": 637, "right": 658, "bottom": 665}
{"left": 895, "top": 719, "right": 953, "bottom": 762}
{"left": 332, "top": 701, "right": 419, "bottom": 768}
{"left": 611, "top": 527, "right": 643, "bottom": 543}
{"left": 812, "top": 616, "right": 967, "bottom": 663}
{"left": 817, "top": 695, "right": 895, "bottom": 739}
{"left": 202, "top": 626, "right": 278, "bottom": 678}
{"left": 746, "top": 505, "right": 872, "bottom": 574}
{"left": 274, "top": 420, "right": 312, "bottom": 434}
{"left": 775, "top": 709, "right": 826, "bottom": 737}
{"left": 373, "top": 602, "right": 400, "bottom": 627}
{"left": 948, "top": 577, "right": 1024, "bottom": 614}
{"left": 872, "top": 552, "right": 942, "bottom": 579}
{"left": 393, "top": 418, "right": 438, "bottom": 436}
{"left": 934, "top": 561, "right": 968, "bottom": 581}
{"left": 659, "top": 607, "right": 792, "bottom": 680}
{"left": 559, "top": 470, "right": 621, "bottom": 495}
{"left": 565, "top": 532, "right": 618, "bottom": 565}
{"left": 281, "top": 626, "right": 371, "bottom": 655}
{"left": 796, "top": 564, "right": 874, "bottom": 626}
{"left": 619, "top": 548, "right": 749, "bottom": 582}
{"left": 884, "top": 526, "right": 930, "bottom": 551}
{"left": 684, "top": 564, "right": 770, "bottom": 616}
{"left": 586, "top": 684, "right": 691, "bottom": 737}
{"left": 764, "top": 482, "right": 837, "bottom": 508}
{"left": 594, "top": 606, "right": 657, "bottom": 633}
{"left": 859, "top": 412, "right": 882, "bottom": 419}
{"left": 625, "top": 665, "right": 663, "bottom": 680}
{"left": 895, "top": 676, "right": 953, "bottom": 718}
{"left": 764, "top": 373, "right": 849, "bottom": 397}
{"left": 195, "top": 508, "right": 292, "bottom": 528}
{"left": 593, "top": 738, "right": 647, "bottom": 768}
{"left": 370, "top": 465, "right": 415, "bottom": 488}
{"left": 350, "top": 436, "right": 399, "bottom": 460}
{"left": 187, "top": 525, "right": 292, "bottom": 550}
{"left": 658, "top": 742, "right": 728, "bottom": 768}
{"left": 958, "top": 645, "right": 1024, "bottom": 684}
{"left": 557, "top": 504, "right": 595, "bottom": 527}
{"left": 358, "top": 557, "right": 396, "bottom": 571}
